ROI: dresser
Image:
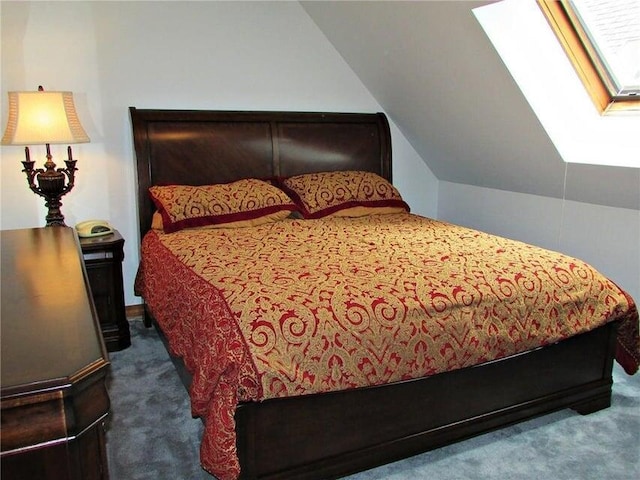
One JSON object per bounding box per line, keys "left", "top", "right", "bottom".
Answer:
{"left": 0, "top": 227, "right": 111, "bottom": 480}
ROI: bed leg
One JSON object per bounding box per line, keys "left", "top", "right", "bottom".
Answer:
{"left": 143, "top": 304, "right": 153, "bottom": 328}
{"left": 571, "top": 393, "right": 611, "bottom": 415}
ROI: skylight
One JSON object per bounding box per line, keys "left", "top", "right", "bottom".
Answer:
{"left": 538, "top": 0, "right": 640, "bottom": 113}
{"left": 473, "top": 0, "right": 640, "bottom": 169}
{"left": 571, "top": 0, "right": 640, "bottom": 93}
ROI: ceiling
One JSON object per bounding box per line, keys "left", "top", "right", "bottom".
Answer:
{"left": 301, "top": 1, "right": 639, "bottom": 210}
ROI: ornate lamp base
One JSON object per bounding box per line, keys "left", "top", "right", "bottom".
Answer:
{"left": 22, "top": 145, "right": 78, "bottom": 227}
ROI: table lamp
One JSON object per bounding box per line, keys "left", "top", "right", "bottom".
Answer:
{"left": 1, "top": 86, "right": 90, "bottom": 226}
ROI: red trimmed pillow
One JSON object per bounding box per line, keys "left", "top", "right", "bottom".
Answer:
{"left": 281, "top": 170, "right": 410, "bottom": 219}
{"left": 149, "top": 179, "right": 298, "bottom": 233}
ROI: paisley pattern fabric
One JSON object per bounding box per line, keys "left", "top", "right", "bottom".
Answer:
{"left": 281, "top": 170, "right": 410, "bottom": 218}
{"left": 135, "top": 213, "right": 639, "bottom": 480}
{"left": 149, "top": 209, "right": 293, "bottom": 231}
{"left": 149, "top": 179, "right": 298, "bottom": 233}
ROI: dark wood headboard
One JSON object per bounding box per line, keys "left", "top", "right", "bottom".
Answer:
{"left": 130, "top": 108, "right": 392, "bottom": 237}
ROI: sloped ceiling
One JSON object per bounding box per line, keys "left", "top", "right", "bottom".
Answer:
{"left": 301, "top": 1, "right": 639, "bottom": 210}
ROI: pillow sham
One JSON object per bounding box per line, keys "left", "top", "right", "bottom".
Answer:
{"left": 281, "top": 170, "right": 410, "bottom": 219}
{"left": 149, "top": 179, "right": 298, "bottom": 233}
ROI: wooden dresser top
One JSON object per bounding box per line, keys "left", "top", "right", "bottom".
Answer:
{"left": 1, "top": 227, "right": 108, "bottom": 398}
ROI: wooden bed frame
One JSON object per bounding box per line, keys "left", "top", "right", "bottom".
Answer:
{"left": 130, "top": 107, "right": 618, "bottom": 479}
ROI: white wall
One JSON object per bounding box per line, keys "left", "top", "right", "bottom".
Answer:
{"left": 0, "top": 1, "right": 438, "bottom": 306}
{"left": 438, "top": 181, "right": 640, "bottom": 302}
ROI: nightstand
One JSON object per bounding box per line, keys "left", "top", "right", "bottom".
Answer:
{"left": 80, "top": 229, "right": 131, "bottom": 351}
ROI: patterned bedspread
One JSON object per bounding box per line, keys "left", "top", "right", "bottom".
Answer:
{"left": 135, "top": 213, "right": 639, "bottom": 480}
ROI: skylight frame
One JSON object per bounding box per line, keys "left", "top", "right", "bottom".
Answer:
{"left": 538, "top": 0, "right": 640, "bottom": 115}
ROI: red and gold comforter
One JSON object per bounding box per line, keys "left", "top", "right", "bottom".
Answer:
{"left": 135, "top": 213, "right": 639, "bottom": 480}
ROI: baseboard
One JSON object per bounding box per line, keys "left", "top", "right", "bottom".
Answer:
{"left": 125, "top": 304, "right": 145, "bottom": 320}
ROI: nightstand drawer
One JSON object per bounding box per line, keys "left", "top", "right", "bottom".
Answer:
{"left": 84, "top": 251, "right": 114, "bottom": 261}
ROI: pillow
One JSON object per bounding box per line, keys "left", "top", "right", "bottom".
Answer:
{"left": 149, "top": 179, "right": 298, "bottom": 233}
{"left": 280, "top": 170, "right": 410, "bottom": 219}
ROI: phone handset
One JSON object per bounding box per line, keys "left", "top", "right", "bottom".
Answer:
{"left": 76, "top": 220, "right": 114, "bottom": 238}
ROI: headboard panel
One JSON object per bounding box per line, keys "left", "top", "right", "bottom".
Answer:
{"left": 130, "top": 108, "right": 392, "bottom": 237}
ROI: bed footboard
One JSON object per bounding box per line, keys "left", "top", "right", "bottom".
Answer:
{"left": 234, "top": 321, "right": 617, "bottom": 480}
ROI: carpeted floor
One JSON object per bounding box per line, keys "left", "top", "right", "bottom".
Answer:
{"left": 105, "top": 320, "right": 639, "bottom": 480}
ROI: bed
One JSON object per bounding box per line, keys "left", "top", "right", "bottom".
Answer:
{"left": 130, "top": 107, "right": 639, "bottom": 480}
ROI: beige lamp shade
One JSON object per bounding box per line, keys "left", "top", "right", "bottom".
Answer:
{"left": 1, "top": 90, "right": 90, "bottom": 145}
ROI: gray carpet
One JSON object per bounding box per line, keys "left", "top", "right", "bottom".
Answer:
{"left": 106, "top": 320, "right": 640, "bottom": 479}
